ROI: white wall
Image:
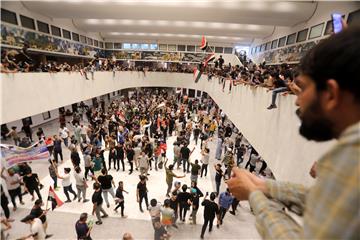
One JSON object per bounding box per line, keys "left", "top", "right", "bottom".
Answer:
{"left": 0, "top": 71, "right": 334, "bottom": 186}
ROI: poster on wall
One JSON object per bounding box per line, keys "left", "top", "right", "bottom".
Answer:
{"left": 1, "top": 24, "right": 105, "bottom": 57}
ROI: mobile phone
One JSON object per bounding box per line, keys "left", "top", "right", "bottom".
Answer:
{"left": 332, "top": 13, "right": 343, "bottom": 34}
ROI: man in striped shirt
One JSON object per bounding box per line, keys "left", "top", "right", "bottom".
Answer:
{"left": 227, "top": 26, "right": 360, "bottom": 239}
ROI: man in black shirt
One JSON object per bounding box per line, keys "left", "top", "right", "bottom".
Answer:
{"left": 225, "top": 124, "right": 233, "bottom": 138}
{"left": 96, "top": 169, "right": 115, "bottom": 208}
{"left": 30, "top": 199, "right": 52, "bottom": 238}
{"left": 169, "top": 192, "right": 179, "bottom": 228}
{"left": 75, "top": 212, "right": 92, "bottom": 240}
{"left": 178, "top": 184, "right": 191, "bottom": 222}
{"left": 115, "top": 143, "right": 125, "bottom": 171}
{"left": 200, "top": 192, "right": 220, "bottom": 239}
{"left": 70, "top": 148, "right": 81, "bottom": 167}
{"left": 91, "top": 183, "right": 108, "bottom": 225}
{"left": 193, "top": 125, "right": 201, "bottom": 145}
{"left": 23, "top": 170, "right": 42, "bottom": 201}
{"left": 180, "top": 144, "right": 191, "bottom": 173}
{"left": 136, "top": 175, "right": 149, "bottom": 212}
{"left": 126, "top": 146, "right": 135, "bottom": 174}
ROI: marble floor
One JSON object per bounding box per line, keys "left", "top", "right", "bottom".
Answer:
{"left": 1, "top": 116, "right": 261, "bottom": 240}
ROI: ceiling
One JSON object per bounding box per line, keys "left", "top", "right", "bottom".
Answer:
{"left": 21, "top": 0, "right": 318, "bottom": 46}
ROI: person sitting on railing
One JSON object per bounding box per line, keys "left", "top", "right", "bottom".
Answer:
{"left": 266, "top": 70, "right": 292, "bottom": 109}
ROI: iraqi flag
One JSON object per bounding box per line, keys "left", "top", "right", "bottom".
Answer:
{"left": 200, "top": 36, "right": 208, "bottom": 51}
{"left": 203, "top": 53, "right": 215, "bottom": 67}
{"left": 48, "top": 186, "right": 64, "bottom": 210}
{"left": 194, "top": 67, "right": 202, "bottom": 83}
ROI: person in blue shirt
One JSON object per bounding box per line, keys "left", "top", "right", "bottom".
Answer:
{"left": 218, "top": 188, "right": 234, "bottom": 226}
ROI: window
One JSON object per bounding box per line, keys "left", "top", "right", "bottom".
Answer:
{"left": 1, "top": 9, "right": 18, "bottom": 25}
{"left": 131, "top": 43, "right": 140, "bottom": 49}
{"left": 150, "top": 44, "right": 158, "bottom": 50}
{"left": 271, "top": 39, "right": 278, "bottom": 49}
{"left": 87, "top": 38, "right": 93, "bottom": 45}
{"left": 94, "top": 40, "right": 99, "bottom": 47}
{"left": 99, "top": 42, "right": 104, "bottom": 48}
{"left": 114, "top": 43, "right": 122, "bottom": 49}
{"left": 348, "top": 9, "right": 360, "bottom": 25}
{"left": 37, "top": 20, "right": 49, "bottom": 34}
{"left": 286, "top": 33, "right": 296, "bottom": 45}
{"left": 309, "top": 23, "right": 324, "bottom": 39}
{"left": 159, "top": 44, "right": 167, "bottom": 51}
{"left": 265, "top": 42, "right": 271, "bottom": 51}
{"left": 105, "top": 42, "right": 114, "bottom": 49}
{"left": 123, "top": 43, "right": 131, "bottom": 49}
{"left": 224, "top": 47, "right": 233, "bottom": 54}
{"left": 62, "top": 29, "right": 71, "bottom": 39}
{"left": 256, "top": 45, "right": 260, "bottom": 53}
{"left": 51, "top": 25, "right": 61, "bottom": 37}
{"left": 80, "top": 35, "right": 86, "bottom": 44}
{"left": 324, "top": 20, "right": 333, "bottom": 35}
{"left": 177, "top": 45, "right": 186, "bottom": 51}
{"left": 215, "top": 47, "right": 223, "bottom": 53}
{"left": 20, "top": 15, "right": 35, "bottom": 30}
{"left": 22, "top": 117, "right": 33, "bottom": 126}
{"left": 42, "top": 111, "right": 51, "bottom": 120}
{"left": 187, "top": 45, "right": 195, "bottom": 52}
{"left": 72, "top": 32, "right": 80, "bottom": 42}
{"left": 260, "top": 44, "right": 266, "bottom": 52}
{"left": 278, "top": 36, "right": 286, "bottom": 47}
{"left": 168, "top": 44, "right": 176, "bottom": 51}
{"left": 297, "top": 29, "right": 308, "bottom": 42}
{"left": 141, "top": 44, "right": 149, "bottom": 50}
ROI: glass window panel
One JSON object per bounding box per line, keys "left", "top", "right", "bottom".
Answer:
{"left": 72, "top": 32, "right": 79, "bottom": 42}
{"left": 62, "top": 29, "right": 71, "bottom": 39}
{"left": 1, "top": 8, "right": 18, "bottom": 25}
{"left": 177, "top": 45, "right": 186, "bottom": 51}
{"left": 265, "top": 42, "right": 271, "bottom": 50}
{"left": 215, "top": 47, "right": 223, "bottom": 53}
{"left": 20, "top": 15, "right": 35, "bottom": 30}
{"left": 131, "top": 43, "right": 140, "bottom": 49}
{"left": 286, "top": 33, "right": 296, "bottom": 45}
{"left": 297, "top": 29, "right": 308, "bottom": 42}
{"left": 224, "top": 47, "right": 233, "bottom": 54}
{"left": 150, "top": 44, "right": 158, "bottom": 50}
{"left": 187, "top": 45, "right": 195, "bottom": 52}
{"left": 309, "top": 23, "right": 324, "bottom": 39}
{"left": 260, "top": 44, "right": 266, "bottom": 52}
{"left": 159, "top": 44, "right": 167, "bottom": 51}
{"left": 271, "top": 39, "right": 278, "bottom": 49}
{"left": 51, "top": 25, "right": 61, "bottom": 37}
{"left": 105, "top": 42, "right": 114, "bottom": 49}
{"left": 141, "top": 44, "right": 149, "bottom": 50}
{"left": 80, "top": 35, "right": 86, "bottom": 44}
{"left": 37, "top": 21, "right": 49, "bottom": 34}
{"left": 114, "top": 43, "right": 122, "bottom": 49}
{"left": 123, "top": 43, "right": 131, "bottom": 49}
{"left": 278, "top": 36, "right": 286, "bottom": 47}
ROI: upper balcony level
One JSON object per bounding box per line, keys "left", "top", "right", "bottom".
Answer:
{"left": 1, "top": 71, "right": 334, "bottom": 186}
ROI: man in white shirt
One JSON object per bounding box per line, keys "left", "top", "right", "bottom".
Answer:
{"left": 1, "top": 168, "right": 24, "bottom": 211}
{"left": 59, "top": 126, "right": 70, "bottom": 147}
{"left": 20, "top": 215, "right": 46, "bottom": 240}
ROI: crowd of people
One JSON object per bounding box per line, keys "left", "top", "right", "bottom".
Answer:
{"left": 1, "top": 87, "right": 271, "bottom": 240}
{"left": 1, "top": 43, "right": 302, "bottom": 110}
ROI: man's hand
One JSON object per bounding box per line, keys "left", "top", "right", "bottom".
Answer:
{"left": 226, "top": 167, "right": 266, "bottom": 200}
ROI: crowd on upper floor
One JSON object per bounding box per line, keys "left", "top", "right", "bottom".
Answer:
{"left": 1, "top": 43, "right": 301, "bottom": 109}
